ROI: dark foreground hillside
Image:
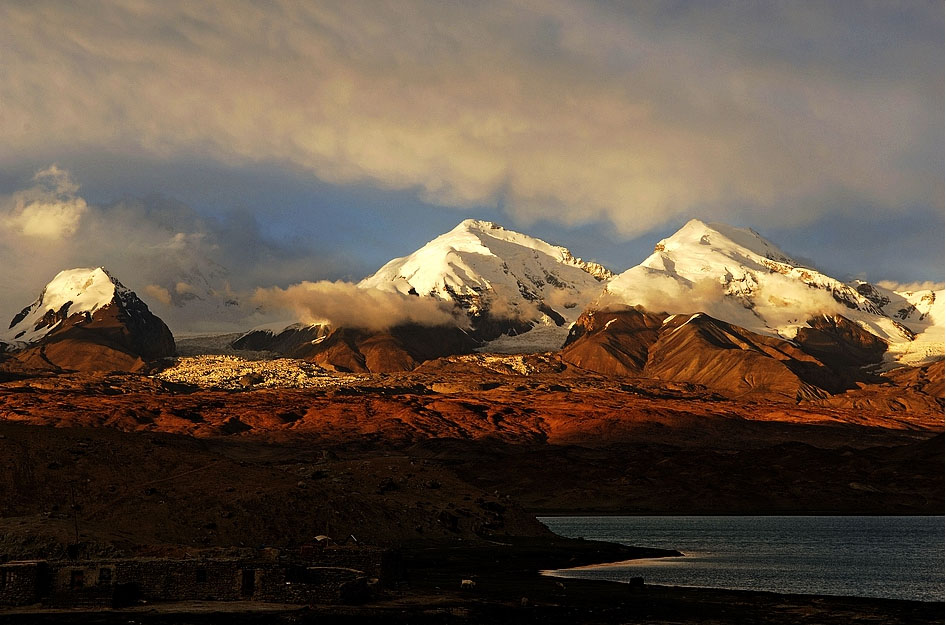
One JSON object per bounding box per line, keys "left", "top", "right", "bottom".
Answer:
{"left": 0, "top": 368, "right": 942, "bottom": 623}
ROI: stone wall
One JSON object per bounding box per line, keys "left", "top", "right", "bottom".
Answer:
{"left": 306, "top": 546, "right": 398, "bottom": 582}
{"left": 0, "top": 561, "right": 46, "bottom": 606}
{"left": 0, "top": 548, "right": 388, "bottom": 607}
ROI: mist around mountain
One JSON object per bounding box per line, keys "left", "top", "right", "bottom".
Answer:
{"left": 598, "top": 219, "right": 943, "bottom": 367}
{"left": 238, "top": 219, "right": 620, "bottom": 362}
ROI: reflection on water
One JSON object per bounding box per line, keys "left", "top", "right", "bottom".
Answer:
{"left": 539, "top": 516, "right": 945, "bottom": 602}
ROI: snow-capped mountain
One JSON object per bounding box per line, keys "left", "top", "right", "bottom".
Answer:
{"left": 3, "top": 267, "right": 135, "bottom": 347}
{"left": 599, "top": 219, "right": 943, "bottom": 366}
{"left": 235, "top": 219, "right": 614, "bottom": 358}
{"left": 1, "top": 267, "right": 175, "bottom": 370}
{"left": 359, "top": 219, "right": 613, "bottom": 349}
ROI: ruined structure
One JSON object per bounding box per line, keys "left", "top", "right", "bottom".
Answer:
{"left": 0, "top": 546, "right": 394, "bottom": 608}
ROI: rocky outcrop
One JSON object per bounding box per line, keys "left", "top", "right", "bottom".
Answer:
{"left": 561, "top": 308, "right": 666, "bottom": 376}
{"left": 231, "top": 323, "right": 332, "bottom": 354}
{"left": 234, "top": 324, "right": 479, "bottom": 373}
{"left": 794, "top": 314, "right": 888, "bottom": 370}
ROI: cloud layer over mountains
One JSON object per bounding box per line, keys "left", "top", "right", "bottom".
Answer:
{"left": 253, "top": 281, "right": 463, "bottom": 332}
{"left": 1, "top": 166, "right": 88, "bottom": 240}
{"left": 2, "top": 1, "right": 941, "bottom": 236}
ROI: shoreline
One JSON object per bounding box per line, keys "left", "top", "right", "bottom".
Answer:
{"left": 540, "top": 554, "right": 687, "bottom": 572}
{"left": 535, "top": 511, "right": 946, "bottom": 517}
{"left": 537, "top": 516, "right": 945, "bottom": 604}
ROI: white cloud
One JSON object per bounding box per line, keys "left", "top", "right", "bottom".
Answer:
{"left": 599, "top": 271, "right": 845, "bottom": 334}
{"left": 253, "top": 281, "right": 464, "bottom": 331}
{"left": 1, "top": 165, "right": 88, "bottom": 239}
{"left": 175, "top": 282, "right": 198, "bottom": 295}
{"left": 0, "top": 168, "right": 292, "bottom": 332}
{"left": 144, "top": 284, "right": 173, "bottom": 306}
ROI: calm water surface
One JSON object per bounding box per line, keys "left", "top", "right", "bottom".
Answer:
{"left": 539, "top": 516, "right": 944, "bottom": 602}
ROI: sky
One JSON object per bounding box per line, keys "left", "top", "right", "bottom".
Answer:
{"left": 0, "top": 1, "right": 942, "bottom": 332}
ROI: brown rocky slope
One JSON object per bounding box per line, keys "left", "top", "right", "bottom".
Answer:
{"left": 561, "top": 308, "right": 902, "bottom": 401}
{"left": 233, "top": 323, "right": 478, "bottom": 373}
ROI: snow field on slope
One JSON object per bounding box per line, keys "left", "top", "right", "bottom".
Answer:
{"left": 601, "top": 220, "right": 944, "bottom": 364}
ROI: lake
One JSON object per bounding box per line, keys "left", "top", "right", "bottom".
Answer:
{"left": 539, "top": 516, "right": 944, "bottom": 602}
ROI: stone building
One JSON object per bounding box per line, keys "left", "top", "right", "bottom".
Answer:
{"left": 0, "top": 546, "right": 394, "bottom": 608}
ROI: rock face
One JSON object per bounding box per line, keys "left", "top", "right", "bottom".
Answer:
{"left": 794, "top": 314, "right": 889, "bottom": 371}
{"left": 231, "top": 323, "right": 332, "bottom": 354}
{"left": 561, "top": 308, "right": 885, "bottom": 400}
{"left": 644, "top": 313, "right": 840, "bottom": 400}
{"left": 560, "top": 307, "right": 666, "bottom": 376}
{"left": 1, "top": 267, "right": 175, "bottom": 372}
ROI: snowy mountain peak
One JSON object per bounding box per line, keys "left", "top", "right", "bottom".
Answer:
{"left": 653, "top": 219, "right": 799, "bottom": 267}
{"left": 358, "top": 219, "right": 614, "bottom": 348}
{"left": 453, "top": 218, "right": 501, "bottom": 233}
{"left": 602, "top": 220, "right": 944, "bottom": 366}
{"left": 3, "top": 266, "right": 139, "bottom": 347}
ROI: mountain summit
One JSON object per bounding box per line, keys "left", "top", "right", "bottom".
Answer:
{"left": 234, "top": 220, "right": 615, "bottom": 366}
{"left": 235, "top": 218, "right": 941, "bottom": 376}
{"left": 6, "top": 268, "right": 134, "bottom": 345}
{"left": 597, "top": 219, "right": 942, "bottom": 366}
{"left": 360, "top": 219, "right": 613, "bottom": 348}
{"left": 1, "top": 267, "right": 175, "bottom": 372}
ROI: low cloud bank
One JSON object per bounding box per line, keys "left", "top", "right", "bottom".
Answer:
{"left": 253, "top": 281, "right": 465, "bottom": 332}
{"left": 599, "top": 272, "right": 846, "bottom": 335}
{"left": 0, "top": 166, "right": 346, "bottom": 332}
{"left": 1, "top": 166, "right": 87, "bottom": 239}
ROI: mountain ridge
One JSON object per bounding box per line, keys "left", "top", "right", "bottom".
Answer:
{"left": 237, "top": 219, "right": 621, "bottom": 362}
{"left": 3, "top": 219, "right": 942, "bottom": 383}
